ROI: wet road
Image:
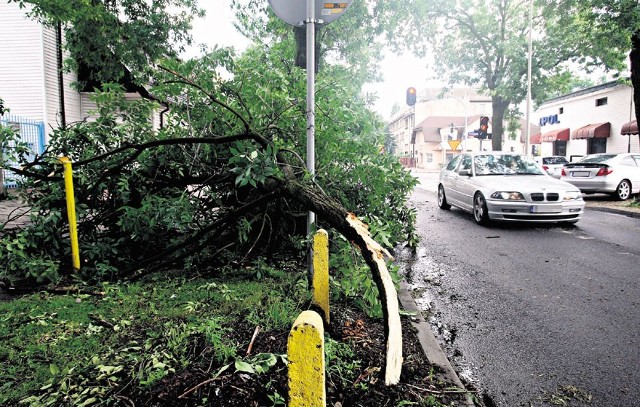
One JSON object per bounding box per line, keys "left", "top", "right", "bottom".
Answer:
{"left": 402, "top": 186, "right": 640, "bottom": 406}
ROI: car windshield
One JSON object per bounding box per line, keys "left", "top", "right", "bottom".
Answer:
{"left": 579, "top": 154, "right": 617, "bottom": 163}
{"left": 474, "top": 154, "right": 544, "bottom": 176}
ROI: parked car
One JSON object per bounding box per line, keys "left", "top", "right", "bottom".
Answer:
{"left": 535, "top": 155, "right": 569, "bottom": 179}
{"left": 438, "top": 152, "right": 585, "bottom": 225}
{"left": 561, "top": 153, "right": 640, "bottom": 200}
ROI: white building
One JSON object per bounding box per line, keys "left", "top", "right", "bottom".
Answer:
{"left": 533, "top": 81, "right": 639, "bottom": 160}
{"left": 0, "top": 1, "right": 159, "bottom": 139}
{"left": 1, "top": 2, "right": 161, "bottom": 188}
{"left": 0, "top": 1, "right": 83, "bottom": 136}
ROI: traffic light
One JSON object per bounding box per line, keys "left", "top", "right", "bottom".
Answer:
{"left": 478, "top": 116, "right": 489, "bottom": 139}
{"left": 406, "top": 87, "right": 417, "bottom": 106}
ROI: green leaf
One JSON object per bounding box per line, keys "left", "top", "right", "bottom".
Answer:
{"left": 49, "top": 364, "right": 60, "bottom": 376}
{"left": 234, "top": 359, "right": 255, "bottom": 374}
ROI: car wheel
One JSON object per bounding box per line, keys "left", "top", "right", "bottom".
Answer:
{"left": 614, "top": 179, "right": 631, "bottom": 201}
{"left": 473, "top": 192, "right": 490, "bottom": 226}
{"left": 438, "top": 185, "right": 451, "bottom": 210}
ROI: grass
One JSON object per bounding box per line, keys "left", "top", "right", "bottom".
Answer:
{"left": 0, "top": 261, "right": 465, "bottom": 406}
{"left": 0, "top": 264, "right": 310, "bottom": 406}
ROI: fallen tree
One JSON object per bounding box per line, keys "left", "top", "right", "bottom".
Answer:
{"left": 1, "top": 51, "right": 417, "bottom": 383}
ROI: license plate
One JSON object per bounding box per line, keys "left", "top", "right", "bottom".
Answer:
{"left": 571, "top": 171, "right": 590, "bottom": 177}
{"left": 530, "top": 205, "right": 562, "bottom": 213}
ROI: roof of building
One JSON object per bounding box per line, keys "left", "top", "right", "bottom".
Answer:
{"left": 540, "top": 79, "right": 630, "bottom": 106}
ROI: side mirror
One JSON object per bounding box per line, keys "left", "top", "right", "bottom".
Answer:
{"left": 459, "top": 169, "right": 472, "bottom": 176}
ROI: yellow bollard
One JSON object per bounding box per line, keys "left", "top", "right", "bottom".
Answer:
{"left": 59, "top": 157, "right": 80, "bottom": 270}
{"left": 288, "top": 310, "right": 325, "bottom": 407}
{"left": 312, "top": 229, "right": 329, "bottom": 323}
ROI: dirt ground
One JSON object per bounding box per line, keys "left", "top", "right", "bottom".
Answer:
{"left": 124, "top": 301, "right": 472, "bottom": 407}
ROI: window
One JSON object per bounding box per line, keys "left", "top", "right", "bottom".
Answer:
{"left": 405, "top": 114, "right": 414, "bottom": 129}
{"left": 446, "top": 154, "right": 461, "bottom": 170}
{"left": 460, "top": 155, "right": 472, "bottom": 171}
{"left": 553, "top": 140, "right": 567, "bottom": 156}
{"left": 595, "top": 97, "right": 608, "bottom": 107}
{"left": 587, "top": 138, "right": 607, "bottom": 154}
{"left": 425, "top": 153, "right": 433, "bottom": 163}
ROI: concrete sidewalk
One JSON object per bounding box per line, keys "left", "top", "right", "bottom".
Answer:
{"left": 0, "top": 191, "right": 31, "bottom": 231}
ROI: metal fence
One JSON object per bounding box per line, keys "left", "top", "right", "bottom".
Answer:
{"left": 1, "top": 113, "right": 46, "bottom": 188}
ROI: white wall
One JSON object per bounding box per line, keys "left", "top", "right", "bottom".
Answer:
{"left": 0, "top": 2, "right": 83, "bottom": 140}
{"left": 0, "top": 2, "right": 47, "bottom": 121}
{"left": 535, "top": 83, "right": 638, "bottom": 157}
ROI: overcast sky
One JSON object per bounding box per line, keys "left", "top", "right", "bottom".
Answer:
{"left": 185, "top": 2, "right": 436, "bottom": 119}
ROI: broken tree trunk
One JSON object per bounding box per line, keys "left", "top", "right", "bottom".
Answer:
{"left": 278, "top": 177, "right": 403, "bottom": 385}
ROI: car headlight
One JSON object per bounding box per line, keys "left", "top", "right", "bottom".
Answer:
{"left": 563, "top": 191, "right": 582, "bottom": 201}
{"left": 490, "top": 191, "right": 525, "bottom": 200}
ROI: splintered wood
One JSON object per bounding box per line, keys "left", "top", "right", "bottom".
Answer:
{"left": 345, "top": 213, "right": 402, "bottom": 385}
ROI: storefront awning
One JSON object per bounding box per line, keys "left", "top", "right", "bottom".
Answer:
{"left": 529, "top": 134, "right": 541, "bottom": 145}
{"left": 541, "top": 128, "right": 570, "bottom": 142}
{"left": 621, "top": 120, "right": 638, "bottom": 135}
{"left": 572, "top": 122, "right": 610, "bottom": 139}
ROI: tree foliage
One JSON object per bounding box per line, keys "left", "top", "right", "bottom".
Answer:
{"left": 11, "top": 0, "right": 203, "bottom": 86}
{"left": 1, "top": 41, "right": 417, "bottom": 289}
{"left": 382, "top": 0, "right": 634, "bottom": 150}
{"left": 557, "top": 0, "right": 640, "bottom": 128}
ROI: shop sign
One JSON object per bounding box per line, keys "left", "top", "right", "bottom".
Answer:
{"left": 539, "top": 114, "right": 560, "bottom": 127}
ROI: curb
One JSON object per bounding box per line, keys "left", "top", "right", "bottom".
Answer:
{"left": 398, "top": 281, "right": 475, "bottom": 406}
{"left": 586, "top": 205, "right": 640, "bottom": 218}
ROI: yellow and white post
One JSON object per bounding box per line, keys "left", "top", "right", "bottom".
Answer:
{"left": 312, "top": 229, "right": 329, "bottom": 323}
{"left": 288, "top": 310, "right": 325, "bottom": 407}
{"left": 59, "top": 157, "right": 80, "bottom": 270}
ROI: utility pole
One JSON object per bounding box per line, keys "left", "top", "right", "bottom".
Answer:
{"left": 525, "top": 0, "right": 533, "bottom": 156}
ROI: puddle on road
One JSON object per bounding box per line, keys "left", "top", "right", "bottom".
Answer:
{"left": 396, "top": 245, "right": 483, "bottom": 395}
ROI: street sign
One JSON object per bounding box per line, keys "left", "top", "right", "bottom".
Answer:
{"left": 448, "top": 140, "right": 461, "bottom": 151}
{"left": 269, "top": 0, "right": 354, "bottom": 26}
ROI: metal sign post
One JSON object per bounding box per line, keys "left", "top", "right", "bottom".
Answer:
{"left": 305, "top": 0, "right": 317, "bottom": 237}
{"left": 269, "top": 0, "right": 354, "bottom": 277}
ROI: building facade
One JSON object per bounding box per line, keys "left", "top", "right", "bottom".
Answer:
{"left": 389, "top": 88, "right": 538, "bottom": 171}
{"left": 1, "top": 2, "right": 161, "bottom": 188}
{"left": 532, "top": 81, "right": 639, "bottom": 160}
{"left": 0, "top": 1, "right": 84, "bottom": 137}
{"left": 0, "top": 1, "right": 160, "bottom": 139}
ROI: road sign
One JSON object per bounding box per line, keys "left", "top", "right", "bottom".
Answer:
{"left": 448, "top": 140, "right": 461, "bottom": 151}
{"left": 269, "top": 0, "right": 354, "bottom": 26}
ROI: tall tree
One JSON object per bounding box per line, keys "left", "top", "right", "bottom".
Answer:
{"left": 230, "top": 0, "right": 389, "bottom": 88}
{"left": 381, "top": 0, "right": 622, "bottom": 150}
{"left": 562, "top": 0, "right": 640, "bottom": 128}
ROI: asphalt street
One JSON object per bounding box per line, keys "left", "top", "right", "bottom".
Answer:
{"left": 402, "top": 184, "right": 640, "bottom": 406}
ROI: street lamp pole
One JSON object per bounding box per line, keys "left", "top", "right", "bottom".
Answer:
{"left": 524, "top": 0, "right": 533, "bottom": 156}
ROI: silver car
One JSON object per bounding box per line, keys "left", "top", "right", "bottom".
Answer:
{"left": 438, "top": 152, "right": 585, "bottom": 225}
{"left": 561, "top": 153, "right": 640, "bottom": 200}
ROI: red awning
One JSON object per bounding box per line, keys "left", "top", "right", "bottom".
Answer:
{"left": 572, "top": 122, "right": 610, "bottom": 139}
{"left": 621, "top": 120, "right": 638, "bottom": 135}
{"left": 541, "top": 128, "right": 570, "bottom": 142}
{"left": 530, "top": 134, "right": 541, "bottom": 145}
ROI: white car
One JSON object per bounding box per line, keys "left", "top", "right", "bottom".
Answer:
{"left": 535, "top": 155, "right": 569, "bottom": 179}
{"left": 561, "top": 153, "right": 640, "bottom": 200}
{"left": 438, "top": 152, "right": 585, "bottom": 225}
